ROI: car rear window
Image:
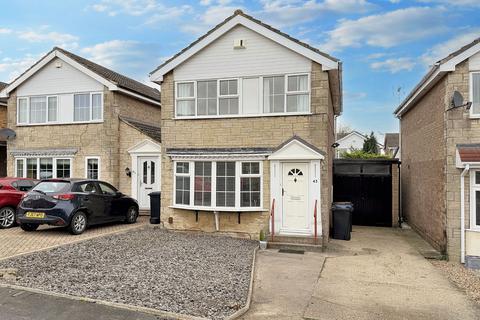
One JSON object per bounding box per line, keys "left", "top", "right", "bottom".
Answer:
{"left": 33, "top": 181, "right": 70, "bottom": 194}
{"left": 12, "top": 180, "right": 36, "bottom": 192}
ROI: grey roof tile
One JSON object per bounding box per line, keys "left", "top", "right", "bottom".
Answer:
{"left": 119, "top": 116, "right": 161, "bottom": 142}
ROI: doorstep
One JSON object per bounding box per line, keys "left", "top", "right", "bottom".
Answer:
{"left": 267, "top": 234, "right": 324, "bottom": 252}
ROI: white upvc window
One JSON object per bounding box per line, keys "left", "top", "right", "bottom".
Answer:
{"left": 74, "top": 92, "right": 103, "bottom": 122}
{"left": 175, "top": 73, "right": 309, "bottom": 118}
{"left": 17, "top": 95, "right": 58, "bottom": 124}
{"left": 15, "top": 157, "right": 71, "bottom": 179}
{"left": 470, "top": 72, "right": 480, "bottom": 117}
{"left": 176, "top": 82, "right": 195, "bottom": 116}
{"left": 85, "top": 157, "right": 101, "bottom": 180}
{"left": 470, "top": 171, "right": 480, "bottom": 230}
{"left": 219, "top": 79, "right": 239, "bottom": 115}
{"left": 173, "top": 160, "right": 263, "bottom": 210}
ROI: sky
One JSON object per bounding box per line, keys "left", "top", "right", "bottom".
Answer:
{"left": 0, "top": 0, "right": 479, "bottom": 139}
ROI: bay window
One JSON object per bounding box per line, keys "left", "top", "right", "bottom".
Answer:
{"left": 174, "top": 160, "right": 262, "bottom": 210}
{"left": 470, "top": 171, "right": 480, "bottom": 230}
{"left": 175, "top": 162, "right": 190, "bottom": 205}
{"left": 175, "top": 73, "right": 309, "bottom": 118}
{"left": 16, "top": 157, "right": 71, "bottom": 179}
{"left": 471, "top": 72, "right": 480, "bottom": 116}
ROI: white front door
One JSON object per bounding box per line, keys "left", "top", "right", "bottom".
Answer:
{"left": 282, "top": 163, "right": 309, "bottom": 233}
{"left": 137, "top": 157, "right": 159, "bottom": 209}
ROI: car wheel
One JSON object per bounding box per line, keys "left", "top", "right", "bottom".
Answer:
{"left": 125, "top": 206, "right": 138, "bottom": 224}
{"left": 20, "top": 223, "right": 39, "bottom": 232}
{"left": 69, "top": 212, "right": 87, "bottom": 235}
{"left": 0, "top": 207, "right": 16, "bottom": 229}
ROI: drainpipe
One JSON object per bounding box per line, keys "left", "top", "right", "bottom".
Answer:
{"left": 460, "top": 164, "right": 469, "bottom": 264}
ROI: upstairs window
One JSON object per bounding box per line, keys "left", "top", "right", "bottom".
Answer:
{"left": 176, "top": 82, "right": 195, "bottom": 116}
{"left": 74, "top": 92, "right": 103, "bottom": 122}
{"left": 472, "top": 72, "right": 480, "bottom": 116}
{"left": 18, "top": 96, "right": 57, "bottom": 124}
{"left": 175, "top": 74, "right": 309, "bottom": 118}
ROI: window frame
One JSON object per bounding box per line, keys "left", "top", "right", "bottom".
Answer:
{"left": 15, "top": 157, "right": 72, "bottom": 179}
{"left": 17, "top": 95, "right": 59, "bottom": 125}
{"left": 85, "top": 156, "right": 101, "bottom": 180}
{"left": 174, "top": 73, "right": 310, "bottom": 119}
{"left": 17, "top": 92, "right": 103, "bottom": 125}
{"left": 470, "top": 71, "right": 480, "bottom": 118}
{"left": 470, "top": 170, "right": 480, "bottom": 230}
{"left": 172, "top": 160, "right": 263, "bottom": 211}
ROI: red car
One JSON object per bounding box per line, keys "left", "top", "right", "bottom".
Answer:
{"left": 0, "top": 178, "right": 37, "bottom": 229}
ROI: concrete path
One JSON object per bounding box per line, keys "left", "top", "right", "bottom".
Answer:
{"left": 241, "top": 250, "right": 325, "bottom": 319}
{"left": 243, "top": 227, "right": 480, "bottom": 320}
{"left": 0, "top": 216, "right": 148, "bottom": 260}
{"left": 0, "top": 286, "right": 168, "bottom": 320}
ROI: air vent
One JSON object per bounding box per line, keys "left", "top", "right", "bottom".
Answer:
{"left": 233, "top": 39, "right": 246, "bottom": 49}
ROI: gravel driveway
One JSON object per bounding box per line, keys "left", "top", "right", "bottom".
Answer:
{"left": 0, "top": 228, "right": 257, "bottom": 320}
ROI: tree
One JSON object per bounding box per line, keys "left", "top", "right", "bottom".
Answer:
{"left": 362, "top": 132, "right": 379, "bottom": 154}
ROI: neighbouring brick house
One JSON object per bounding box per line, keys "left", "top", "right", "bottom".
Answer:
{"left": 394, "top": 37, "right": 480, "bottom": 267}
{"left": 0, "top": 48, "right": 162, "bottom": 210}
{"left": 149, "top": 10, "right": 342, "bottom": 242}
{"left": 383, "top": 133, "right": 399, "bottom": 158}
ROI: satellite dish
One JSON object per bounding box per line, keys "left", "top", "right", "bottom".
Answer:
{"left": 0, "top": 128, "right": 16, "bottom": 140}
{"left": 452, "top": 91, "right": 464, "bottom": 108}
{"left": 448, "top": 91, "right": 472, "bottom": 111}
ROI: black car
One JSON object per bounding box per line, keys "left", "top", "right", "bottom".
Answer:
{"left": 17, "top": 179, "right": 139, "bottom": 235}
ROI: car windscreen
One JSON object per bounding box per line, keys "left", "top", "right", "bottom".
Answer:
{"left": 32, "top": 181, "right": 71, "bottom": 194}
{"left": 12, "top": 180, "right": 36, "bottom": 192}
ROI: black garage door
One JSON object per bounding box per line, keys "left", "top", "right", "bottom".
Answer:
{"left": 333, "top": 159, "right": 398, "bottom": 227}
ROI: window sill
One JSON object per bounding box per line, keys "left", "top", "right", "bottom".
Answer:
{"left": 466, "top": 228, "right": 480, "bottom": 233}
{"left": 174, "top": 112, "right": 312, "bottom": 120}
{"left": 16, "top": 120, "right": 104, "bottom": 127}
{"left": 169, "top": 205, "right": 267, "bottom": 212}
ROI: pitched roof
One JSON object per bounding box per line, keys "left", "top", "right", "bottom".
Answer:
{"left": 55, "top": 47, "right": 160, "bottom": 102}
{"left": 119, "top": 116, "right": 161, "bottom": 142}
{"left": 0, "top": 82, "right": 7, "bottom": 106}
{"left": 395, "top": 36, "right": 480, "bottom": 117}
{"left": 0, "top": 47, "right": 160, "bottom": 104}
{"left": 384, "top": 133, "right": 399, "bottom": 149}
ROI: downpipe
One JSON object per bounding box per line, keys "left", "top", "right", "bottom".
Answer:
{"left": 460, "top": 164, "right": 469, "bottom": 264}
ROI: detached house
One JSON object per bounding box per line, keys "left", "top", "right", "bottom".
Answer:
{"left": 0, "top": 48, "right": 162, "bottom": 209}
{"left": 150, "top": 10, "right": 342, "bottom": 241}
{"left": 394, "top": 37, "right": 480, "bottom": 267}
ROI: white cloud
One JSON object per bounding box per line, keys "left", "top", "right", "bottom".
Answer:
{"left": 421, "top": 29, "right": 480, "bottom": 66}
{"left": 89, "top": 0, "right": 193, "bottom": 23}
{"left": 320, "top": 6, "right": 448, "bottom": 52}
{"left": 418, "top": 0, "right": 480, "bottom": 7}
{"left": 17, "top": 26, "right": 79, "bottom": 49}
{"left": 0, "top": 54, "right": 43, "bottom": 82}
{"left": 258, "top": 0, "right": 374, "bottom": 27}
{"left": 181, "top": 4, "right": 239, "bottom": 34}
{"left": 344, "top": 91, "right": 368, "bottom": 100}
{"left": 0, "top": 28, "right": 12, "bottom": 34}
{"left": 370, "top": 57, "right": 416, "bottom": 73}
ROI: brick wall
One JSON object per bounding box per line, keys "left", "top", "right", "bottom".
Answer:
{"left": 400, "top": 76, "right": 447, "bottom": 252}
{"left": 160, "top": 62, "right": 335, "bottom": 239}
{"left": 0, "top": 105, "right": 7, "bottom": 128}
{"left": 444, "top": 60, "right": 480, "bottom": 261}
{"left": 6, "top": 88, "right": 160, "bottom": 192}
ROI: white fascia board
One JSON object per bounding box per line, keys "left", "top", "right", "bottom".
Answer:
{"left": 441, "top": 42, "right": 480, "bottom": 72}
{"left": 395, "top": 68, "right": 443, "bottom": 118}
{"left": 117, "top": 88, "right": 161, "bottom": 106}
{"left": 149, "top": 15, "right": 338, "bottom": 82}
{"left": 3, "top": 50, "right": 118, "bottom": 97}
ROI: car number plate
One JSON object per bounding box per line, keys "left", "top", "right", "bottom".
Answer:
{"left": 25, "top": 212, "right": 45, "bottom": 219}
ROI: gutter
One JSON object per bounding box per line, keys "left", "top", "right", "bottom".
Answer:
{"left": 460, "top": 164, "right": 469, "bottom": 264}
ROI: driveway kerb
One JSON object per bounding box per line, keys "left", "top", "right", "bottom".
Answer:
{"left": 225, "top": 247, "right": 258, "bottom": 320}
{"left": 0, "top": 223, "right": 146, "bottom": 263}
{"left": 0, "top": 282, "right": 208, "bottom": 320}
{"left": 0, "top": 233, "right": 260, "bottom": 320}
